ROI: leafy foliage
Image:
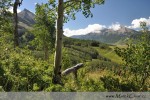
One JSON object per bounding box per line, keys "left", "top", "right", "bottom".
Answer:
{"left": 31, "top": 3, "right": 56, "bottom": 60}
{"left": 100, "top": 75, "right": 141, "bottom": 91}
{"left": 115, "top": 22, "right": 150, "bottom": 90}
{"left": 0, "top": 0, "right": 13, "bottom": 33}
{"left": 0, "top": 48, "right": 53, "bottom": 91}
{"left": 63, "top": 0, "right": 105, "bottom": 22}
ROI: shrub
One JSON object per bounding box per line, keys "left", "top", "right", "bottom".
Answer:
{"left": 100, "top": 76, "right": 120, "bottom": 91}
{"left": 0, "top": 48, "right": 53, "bottom": 91}
{"left": 115, "top": 23, "right": 150, "bottom": 90}
{"left": 86, "top": 60, "right": 119, "bottom": 72}
{"left": 100, "top": 75, "right": 145, "bottom": 91}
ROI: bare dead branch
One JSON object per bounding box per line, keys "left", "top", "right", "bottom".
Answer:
{"left": 61, "top": 63, "right": 83, "bottom": 76}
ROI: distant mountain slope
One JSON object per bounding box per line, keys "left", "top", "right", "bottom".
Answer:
{"left": 71, "top": 26, "right": 141, "bottom": 44}
{"left": 18, "top": 9, "right": 35, "bottom": 27}
{"left": 17, "top": 9, "right": 35, "bottom": 36}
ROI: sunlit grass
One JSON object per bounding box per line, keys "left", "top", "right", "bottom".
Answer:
{"left": 93, "top": 47, "right": 124, "bottom": 64}
{"left": 87, "top": 70, "right": 113, "bottom": 80}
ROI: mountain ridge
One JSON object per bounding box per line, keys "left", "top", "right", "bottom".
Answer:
{"left": 17, "top": 9, "right": 35, "bottom": 36}
{"left": 71, "top": 26, "right": 141, "bottom": 44}
{"left": 18, "top": 8, "right": 35, "bottom": 27}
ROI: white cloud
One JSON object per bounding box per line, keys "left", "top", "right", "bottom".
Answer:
{"left": 8, "top": 7, "right": 21, "bottom": 13}
{"left": 128, "top": 17, "right": 150, "bottom": 29}
{"left": 109, "top": 22, "right": 121, "bottom": 31}
{"left": 34, "top": 3, "right": 37, "bottom": 5}
{"left": 64, "top": 17, "right": 150, "bottom": 37}
{"left": 64, "top": 24, "right": 106, "bottom": 37}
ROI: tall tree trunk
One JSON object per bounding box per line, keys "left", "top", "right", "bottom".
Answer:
{"left": 52, "top": 0, "right": 64, "bottom": 84}
{"left": 13, "top": 1, "right": 19, "bottom": 48}
{"left": 44, "top": 45, "right": 49, "bottom": 61}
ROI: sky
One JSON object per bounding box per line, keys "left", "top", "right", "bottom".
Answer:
{"left": 11, "top": 0, "right": 150, "bottom": 37}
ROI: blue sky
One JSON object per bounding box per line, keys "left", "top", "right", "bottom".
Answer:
{"left": 15, "top": 0, "right": 150, "bottom": 36}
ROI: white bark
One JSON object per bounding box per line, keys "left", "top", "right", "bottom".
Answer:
{"left": 53, "top": 0, "right": 64, "bottom": 84}
{"left": 62, "top": 63, "right": 83, "bottom": 76}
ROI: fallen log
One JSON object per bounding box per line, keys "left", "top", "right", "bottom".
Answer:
{"left": 61, "top": 63, "right": 84, "bottom": 77}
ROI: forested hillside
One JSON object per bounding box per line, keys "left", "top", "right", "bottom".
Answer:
{"left": 0, "top": 0, "right": 149, "bottom": 92}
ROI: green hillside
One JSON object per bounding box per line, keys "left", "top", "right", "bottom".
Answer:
{"left": 62, "top": 37, "right": 121, "bottom": 68}
{"left": 1, "top": 1, "right": 149, "bottom": 92}
{"left": 1, "top": 30, "right": 149, "bottom": 92}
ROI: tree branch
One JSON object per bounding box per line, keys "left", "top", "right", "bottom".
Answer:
{"left": 64, "top": 0, "right": 82, "bottom": 9}
{"left": 61, "top": 63, "right": 83, "bottom": 76}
